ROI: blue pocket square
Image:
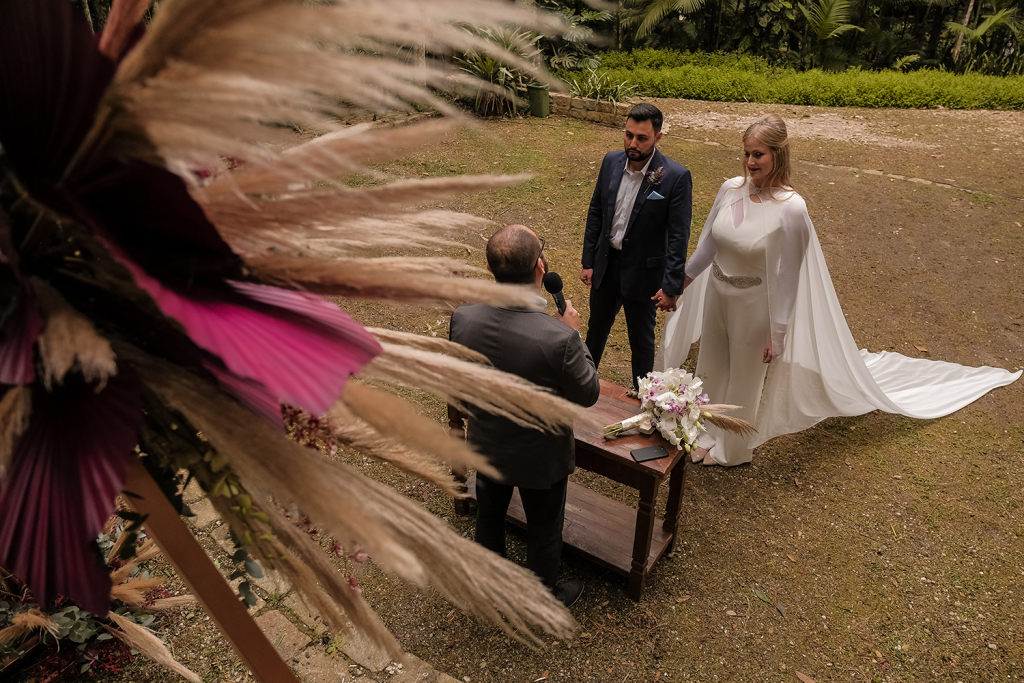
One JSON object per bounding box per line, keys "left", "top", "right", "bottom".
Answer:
{"left": 648, "top": 190, "right": 665, "bottom": 200}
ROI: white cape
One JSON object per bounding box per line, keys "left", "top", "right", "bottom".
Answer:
{"left": 658, "top": 178, "right": 1020, "bottom": 448}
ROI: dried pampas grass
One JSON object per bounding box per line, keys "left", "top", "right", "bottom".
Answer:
{"left": 362, "top": 344, "right": 602, "bottom": 434}
{"left": 327, "top": 402, "right": 462, "bottom": 495}
{"left": 0, "top": 609, "right": 59, "bottom": 644}
{"left": 701, "top": 404, "right": 758, "bottom": 436}
{"left": 245, "top": 255, "right": 541, "bottom": 309}
{"left": 206, "top": 492, "right": 400, "bottom": 658}
{"left": 80, "top": 0, "right": 560, "bottom": 181}
{"left": 366, "top": 328, "right": 490, "bottom": 365}
{"left": 107, "top": 612, "right": 201, "bottom": 683}
{"left": 340, "top": 382, "right": 494, "bottom": 478}
{"left": 31, "top": 278, "right": 117, "bottom": 391}
{"left": 110, "top": 576, "right": 166, "bottom": 607}
{"left": 127, "top": 349, "right": 574, "bottom": 646}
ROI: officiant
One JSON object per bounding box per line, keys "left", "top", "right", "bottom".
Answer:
{"left": 450, "top": 224, "right": 600, "bottom": 608}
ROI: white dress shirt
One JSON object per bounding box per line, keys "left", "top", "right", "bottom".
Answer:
{"left": 609, "top": 153, "right": 655, "bottom": 250}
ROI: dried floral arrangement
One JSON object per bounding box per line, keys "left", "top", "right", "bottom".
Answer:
{"left": 1, "top": 520, "right": 199, "bottom": 681}
{"left": 0, "top": 0, "right": 593, "bottom": 668}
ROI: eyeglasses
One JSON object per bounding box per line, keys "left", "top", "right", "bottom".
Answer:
{"left": 536, "top": 236, "right": 546, "bottom": 261}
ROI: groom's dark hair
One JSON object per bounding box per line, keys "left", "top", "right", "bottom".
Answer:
{"left": 487, "top": 225, "right": 540, "bottom": 285}
{"left": 627, "top": 103, "right": 663, "bottom": 132}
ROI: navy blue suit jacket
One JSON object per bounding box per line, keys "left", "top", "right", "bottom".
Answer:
{"left": 581, "top": 149, "right": 692, "bottom": 299}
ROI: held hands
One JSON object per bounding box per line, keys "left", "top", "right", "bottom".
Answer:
{"left": 652, "top": 289, "right": 677, "bottom": 312}
{"left": 579, "top": 268, "right": 593, "bottom": 288}
{"left": 556, "top": 299, "right": 582, "bottom": 331}
{"left": 765, "top": 324, "right": 786, "bottom": 363}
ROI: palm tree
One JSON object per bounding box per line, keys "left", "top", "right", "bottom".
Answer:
{"left": 799, "top": 0, "right": 864, "bottom": 69}
{"left": 622, "top": 0, "right": 708, "bottom": 41}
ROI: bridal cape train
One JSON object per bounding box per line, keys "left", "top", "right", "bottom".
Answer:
{"left": 657, "top": 178, "right": 1021, "bottom": 449}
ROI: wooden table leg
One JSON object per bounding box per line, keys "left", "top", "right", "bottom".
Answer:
{"left": 663, "top": 460, "right": 687, "bottom": 552}
{"left": 628, "top": 477, "right": 659, "bottom": 601}
{"left": 124, "top": 461, "right": 301, "bottom": 683}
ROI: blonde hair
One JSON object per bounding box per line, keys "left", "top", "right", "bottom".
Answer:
{"left": 740, "top": 114, "right": 793, "bottom": 198}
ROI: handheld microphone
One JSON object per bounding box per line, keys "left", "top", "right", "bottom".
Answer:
{"left": 543, "top": 272, "right": 567, "bottom": 316}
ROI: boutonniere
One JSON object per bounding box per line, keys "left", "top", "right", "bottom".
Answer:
{"left": 644, "top": 166, "right": 664, "bottom": 194}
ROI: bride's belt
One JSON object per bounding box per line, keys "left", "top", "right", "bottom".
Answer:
{"left": 712, "top": 261, "right": 762, "bottom": 288}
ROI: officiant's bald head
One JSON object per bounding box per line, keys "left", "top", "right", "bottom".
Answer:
{"left": 486, "top": 224, "right": 547, "bottom": 286}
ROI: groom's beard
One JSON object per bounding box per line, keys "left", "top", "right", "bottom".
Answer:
{"left": 626, "top": 147, "right": 654, "bottom": 163}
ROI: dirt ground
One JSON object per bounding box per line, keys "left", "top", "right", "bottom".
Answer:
{"left": 76, "top": 100, "right": 1023, "bottom": 683}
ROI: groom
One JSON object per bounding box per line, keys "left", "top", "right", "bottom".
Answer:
{"left": 580, "top": 103, "right": 692, "bottom": 389}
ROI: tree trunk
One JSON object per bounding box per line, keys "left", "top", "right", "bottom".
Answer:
{"left": 926, "top": 3, "right": 947, "bottom": 60}
{"left": 709, "top": 0, "right": 722, "bottom": 51}
{"left": 952, "top": 0, "right": 976, "bottom": 60}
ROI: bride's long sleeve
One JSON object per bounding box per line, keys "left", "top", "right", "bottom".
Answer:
{"left": 684, "top": 229, "right": 716, "bottom": 279}
{"left": 684, "top": 180, "right": 733, "bottom": 280}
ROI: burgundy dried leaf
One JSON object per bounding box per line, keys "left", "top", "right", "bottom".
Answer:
{"left": 0, "top": 365, "right": 143, "bottom": 614}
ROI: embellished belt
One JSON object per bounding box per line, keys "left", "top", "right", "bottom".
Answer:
{"left": 712, "top": 262, "right": 762, "bottom": 288}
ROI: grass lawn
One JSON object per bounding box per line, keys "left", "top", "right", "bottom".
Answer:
{"left": 91, "top": 105, "right": 1023, "bottom": 683}
{"left": 338, "top": 111, "right": 1023, "bottom": 683}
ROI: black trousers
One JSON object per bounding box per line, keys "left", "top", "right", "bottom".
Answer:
{"left": 474, "top": 472, "right": 568, "bottom": 588}
{"left": 586, "top": 249, "right": 658, "bottom": 389}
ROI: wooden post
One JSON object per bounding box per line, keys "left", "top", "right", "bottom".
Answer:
{"left": 124, "top": 461, "right": 301, "bottom": 683}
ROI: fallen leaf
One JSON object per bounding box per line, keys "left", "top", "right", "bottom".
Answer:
{"left": 874, "top": 650, "right": 886, "bottom": 661}
{"left": 1016, "top": 222, "right": 1022, "bottom": 228}
{"left": 566, "top": 131, "right": 574, "bottom": 135}
{"left": 681, "top": 595, "right": 690, "bottom": 600}
{"left": 768, "top": 626, "right": 775, "bottom": 634}
{"left": 787, "top": 554, "right": 796, "bottom": 562}
{"left": 775, "top": 601, "right": 787, "bottom": 618}
{"left": 752, "top": 588, "right": 771, "bottom": 604}
{"left": 796, "top": 672, "right": 816, "bottom": 683}
{"left": 726, "top": 610, "right": 737, "bottom": 616}
{"left": 844, "top": 458, "right": 852, "bottom": 467}
{"left": 607, "top": 668, "right": 614, "bottom": 674}
{"left": 794, "top": 478, "right": 801, "bottom": 485}
{"left": 580, "top": 633, "right": 591, "bottom": 638}
{"left": 422, "top": 491, "right": 430, "bottom": 501}
{"left": 913, "top": 343, "right": 929, "bottom": 352}
{"left": 584, "top": 666, "right": 591, "bottom": 676}
{"left": 994, "top": 257, "right": 1005, "bottom": 263}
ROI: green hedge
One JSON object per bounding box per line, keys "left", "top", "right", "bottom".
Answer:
{"left": 579, "top": 49, "right": 1024, "bottom": 110}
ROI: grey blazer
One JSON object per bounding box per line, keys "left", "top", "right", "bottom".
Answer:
{"left": 450, "top": 303, "right": 601, "bottom": 489}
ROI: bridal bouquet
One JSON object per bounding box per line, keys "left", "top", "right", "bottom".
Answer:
{"left": 603, "top": 368, "right": 755, "bottom": 451}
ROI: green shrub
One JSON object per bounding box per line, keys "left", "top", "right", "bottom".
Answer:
{"left": 583, "top": 49, "right": 1024, "bottom": 110}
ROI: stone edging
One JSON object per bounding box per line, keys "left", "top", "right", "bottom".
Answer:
{"left": 550, "top": 93, "right": 632, "bottom": 127}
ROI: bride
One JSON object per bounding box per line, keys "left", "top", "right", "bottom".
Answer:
{"left": 658, "top": 114, "right": 1020, "bottom": 467}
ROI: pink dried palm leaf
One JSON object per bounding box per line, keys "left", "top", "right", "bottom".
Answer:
{"left": 0, "top": 368, "right": 143, "bottom": 615}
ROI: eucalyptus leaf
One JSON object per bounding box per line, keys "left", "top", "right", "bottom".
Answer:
{"left": 245, "top": 559, "right": 264, "bottom": 579}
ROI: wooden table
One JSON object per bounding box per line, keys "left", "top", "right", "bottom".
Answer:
{"left": 449, "top": 380, "right": 687, "bottom": 601}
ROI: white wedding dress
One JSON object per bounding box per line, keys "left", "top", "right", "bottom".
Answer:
{"left": 657, "top": 177, "right": 1021, "bottom": 466}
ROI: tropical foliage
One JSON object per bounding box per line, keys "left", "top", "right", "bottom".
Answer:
{"left": 543, "top": 0, "right": 1023, "bottom": 77}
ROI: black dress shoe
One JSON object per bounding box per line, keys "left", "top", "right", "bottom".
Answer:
{"left": 553, "top": 578, "right": 584, "bottom": 608}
